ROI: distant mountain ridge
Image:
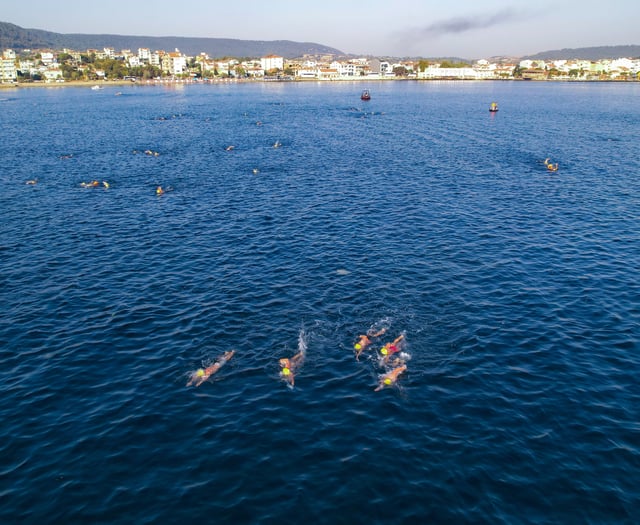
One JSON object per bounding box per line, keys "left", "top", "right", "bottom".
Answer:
{"left": 1, "top": 21, "right": 638, "bottom": 61}
{"left": 0, "top": 21, "right": 344, "bottom": 58}
{"left": 525, "top": 45, "right": 640, "bottom": 60}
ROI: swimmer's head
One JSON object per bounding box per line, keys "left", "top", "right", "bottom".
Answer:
{"left": 354, "top": 343, "right": 362, "bottom": 350}
{"left": 282, "top": 367, "right": 291, "bottom": 376}
{"left": 384, "top": 378, "right": 392, "bottom": 385}
{"left": 380, "top": 347, "right": 388, "bottom": 355}
{"left": 196, "top": 368, "right": 205, "bottom": 377}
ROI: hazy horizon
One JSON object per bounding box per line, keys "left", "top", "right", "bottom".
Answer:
{"left": 3, "top": 0, "right": 639, "bottom": 59}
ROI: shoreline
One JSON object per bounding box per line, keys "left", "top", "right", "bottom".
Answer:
{"left": 2, "top": 77, "right": 638, "bottom": 89}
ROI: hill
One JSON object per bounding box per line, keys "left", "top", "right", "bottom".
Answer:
{"left": 525, "top": 45, "right": 640, "bottom": 60}
{"left": 0, "top": 21, "right": 344, "bottom": 58}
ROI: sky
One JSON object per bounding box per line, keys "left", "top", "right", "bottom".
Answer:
{"left": 2, "top": 0, "right": 639, "bottom": 58}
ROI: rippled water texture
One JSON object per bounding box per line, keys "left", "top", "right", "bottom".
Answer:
{"left": 1, "top": 81, "right": 639, "bottom": 524}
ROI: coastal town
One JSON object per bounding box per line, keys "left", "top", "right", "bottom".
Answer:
{"left": 2, "top": 45, "right": 640, "bottom": 84}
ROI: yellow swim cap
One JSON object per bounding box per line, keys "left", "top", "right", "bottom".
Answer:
{"left": 384, "top": 378, "right": 392, "bottom": 385}
{"left": 282, "top": 367, "right": 291, "bottom": 376}
{"left": 381, "top": 348, "right": 388, "bottom": 355}
{"left": 354, "top": 343, "right": 362, "bottom": 350}
{"left": 196, "top": 369, "right": 205, "bottom": 377}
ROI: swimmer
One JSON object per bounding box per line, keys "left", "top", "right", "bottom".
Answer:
{"left": 279, "top": 350, "right": 305, "bottom": 388}
{"left": 156, "top": 186, "right": 164, "bottom": 195}
{"left": 273, "top": 140, "right": 281, "bottom": 148}
{"left": 374, "top": 364, "right": 407, "bottom": 391}
{"left": 379, "top": 334, "right": 405, "bottom": 364}
{"left": 544, "top": 158, "right": 559, "bottom": 171}
{"left": 102, "top": 181, "right": 110, "bottom": 188}
{"left": 354, "top": 327, "right": 387, "bottom": 360}
{"left": 186, "top": 350, "right": 235, "bottom": 387}
{"left": 25, "top": 179, "right": 38, "bottom": 185}
{"left": 80, "top": 180, "right": 100, "bottom": 188}
{"left": 252, "top": 168, "right": 260, "bottom": 175}
{"left": 225, "top": 145, "right": 235, "bottom": 151}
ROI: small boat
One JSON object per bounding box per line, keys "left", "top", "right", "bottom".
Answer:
{"left": 91, "top": 85, "right": 103, "bottom": 90}
{"left": 361, "top": 89, "right": 371, "bottom": 101}
{"left": 489, "top": 102, "right": 498, "bottom": 112}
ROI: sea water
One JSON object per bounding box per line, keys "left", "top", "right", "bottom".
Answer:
{"left": 1, "top": 80, "right": 639, "bottom": 524}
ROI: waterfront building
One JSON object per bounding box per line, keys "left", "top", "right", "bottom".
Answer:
{"left": 1, "top": 49, "right": 17, "bottom": 82}
{"left": 261, "top": 54, "right": 284, "bottom": 72}
{"left": 161, "top": 50, "right": 187, "bottom": 76}
{"left": 138, "top": 48, "right": 151, "bottom": 63}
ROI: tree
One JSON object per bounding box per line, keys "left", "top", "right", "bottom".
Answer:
{"left": 547, "top": 67, "right": 560, "bottom": 78}
{"left": 393, "top": 66, "right": 408, "bottom": 77}
{"left": 416, "top": 60, "right": 430, "bottom": 72}
{"left": 512, "top": 64, "right": 523, "bottom": 78}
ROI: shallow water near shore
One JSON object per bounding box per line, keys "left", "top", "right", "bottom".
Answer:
{"left": 1, "top": 80, "right": 639, "bottom": 524}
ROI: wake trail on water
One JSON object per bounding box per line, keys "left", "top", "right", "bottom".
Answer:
{"left": 297, "top": 328, "right": 308, "bottom": 360}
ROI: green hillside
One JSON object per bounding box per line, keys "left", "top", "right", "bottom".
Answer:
{"left": 0, "top": 21, "right": 344, "bottom": 58}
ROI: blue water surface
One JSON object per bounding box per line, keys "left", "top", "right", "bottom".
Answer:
{"left": 1, "top": 80, "right": 639, "bottom": 524}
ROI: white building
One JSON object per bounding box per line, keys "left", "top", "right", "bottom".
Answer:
{"left": 40, "top": 52, "right": 56, "bottom": 66}
{"left": 261, "top": 55, "right": 284, "bottom": 72}
{"left": 418, "top": 66, "right": 481, "bottom": 79}
{"left": 138, "top": 48, "right": 151, "bottom": 62}
{"left": 1, "top": 49, "right": 17, "bottom": 82}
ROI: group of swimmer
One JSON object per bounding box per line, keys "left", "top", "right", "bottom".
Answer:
{"left": 80, "top": 180, "right": 110, "bottom": 188}
{"left": 187, "top": 328, "right": 409, "bottom": 392}
{"left": 26, "top": 177, "right": 176, "bottom": 196}
{"left": 185, "top": 346, "right": 306, "bottom": 390}
{"left": 132, "top": 149, "right": 161, "bottom": 157}
{"left": 354, "top": 328, "right": 409, "bottom": 391}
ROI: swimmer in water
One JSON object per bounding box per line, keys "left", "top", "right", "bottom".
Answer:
{"left": 544, "top": 158, "right": 559, "bottom": 171}
{"left": 375, "top": 364, "right": 407, "bottom": 391}
{"left": 354, "top": 328, "right": 387, "bottom": 360}
{"left": 186, "top": 350, "right": 235, "bottom": 387}
{"left": 279, "top": 350, "right": 305, "bottom": 387}
{"left": 80, "top": 180, "right": 100, "bottom": 188}
{"left": 379, "top": 334, "right": 405, "bottom": 365}
{"left": 156, "top": 186, "right": 164, "bottom": 195}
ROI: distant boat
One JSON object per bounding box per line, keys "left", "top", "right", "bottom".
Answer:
{"left": 489, "top": 101, "right": 499, "bottom": 112}
{"left": 361, "top": 89, "right": 371, "bottom": 101}
{"left": 91, "top": 85, "right": 103, "bottom": 90}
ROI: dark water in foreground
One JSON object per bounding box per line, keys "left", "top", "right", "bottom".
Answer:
{"left": 1, "top": 81, "right": 639, "bottom": 524}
